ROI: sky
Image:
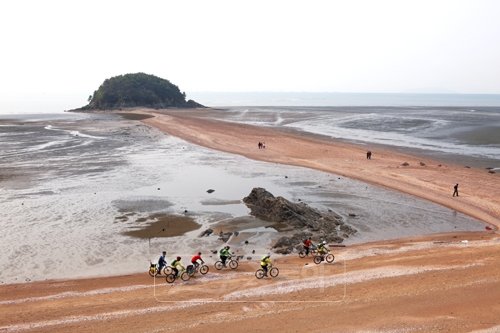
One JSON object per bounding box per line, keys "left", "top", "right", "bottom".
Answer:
{"left": 1, "top": 0, "right": 500, "bottom": 112}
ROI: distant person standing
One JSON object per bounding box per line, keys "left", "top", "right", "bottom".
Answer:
{"left": 453, "top": 183, "right": 459, "bottom": 197}
{"left": 366, "top": 151, "right": 372, "bottom": 159}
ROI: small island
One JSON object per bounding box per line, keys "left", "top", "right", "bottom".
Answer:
{"left": 79, "top": 73, "right": 204, "bottom": 110}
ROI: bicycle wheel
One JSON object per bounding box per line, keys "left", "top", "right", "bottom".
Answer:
{"left": 229, "top": 260, "right": 238, "bottom": 269}
{"left": 187, "top": 266, "right": 195, "bottom": 277}
{"left": 163, "top": 266, "right": 173, "bottom": 275}
{"left": 269, "top": 267, "right": 279, "bottom": 277}
{"left": 255, "top": 269, "right": 265, "bottom": 279}
{"left": 325, "top": 253, "right": 335, "bottom": 263}
{"left": 166, "top": 274, "right": 176, "bottom": 284}
{"left": 298, "top": 251, "right": 306, "bottom": 258}
{"left": 313, "top": 255, "right": 323, "bottom": 264}
{"left": 214, "top": 261, "right": 224, "bottom": 270}
{"left": 180, "top": 272, "right": 190, "bottom": 281}
{"left": 200, "top": 265, "right": 209, "bottom": 275}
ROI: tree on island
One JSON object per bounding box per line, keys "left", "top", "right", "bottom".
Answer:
{"left": 81, "top": 73, "right": 204, "bottom": 110}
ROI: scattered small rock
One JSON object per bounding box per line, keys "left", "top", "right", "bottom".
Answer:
{"left": 486, "top": 167, "right": 493, "bottom": 170}
{"left": 438, "top": 164, "right": 442, "bottom": 167}
{"left": 244, "top": 240, "right": 249, "bottom": 244}
{"left": 247, "top": 257, "right": 252, "bottom": 260}
{"left": 218, "top": 232, "right": 233, "bottom": 242}
{"left": 207, "top": 189, "right": 215, "bottom": 193}
{"left": 464, "top": 166, "right": 471, "bottom": 168}
{"left": 199, "top": 228, "right": 213, "bottom": 237}
{"left": 252, "top": 250, "right": 255, "bottom": 254}
{"left": 157, "top": 188, "right": 160, "bottom": 190}
{"left": 419, "top": 162, "right": 426, "bottom": 166}
{"left": 401, "top": 162, "right": 410, "bottom": 166}
{"left": 285, "top": 175, "right": 288, "bottom": 178}
{"left": 488, "top": 170, "right": 496, "bottom": 174}
{"left": 184, "top": 209, "right": 188, "bottom": 214}
{"left": 348, "top": 213, "right": 356, "bottom": 217}
{"left": 211, "top": 250, "right": 217, "bottom": 254}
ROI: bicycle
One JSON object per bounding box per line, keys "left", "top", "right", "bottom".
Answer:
{"left": 298, "top": 244, "right": 318, "bottom": 258}
{"left": 214, "top": 256, "right": 239, "bottom": 270}
{"left": 187, "top": 262, "right": 209, "bottom": 276}
{"left": 148, "top": 262, "right": 173, "bottom": 277}
{"left": 255, "top": 264, "right": 279, "bottom": 279}
{"left": 313, "top": 252, "right": 335, "bottom": 264}
{"left": 166, "top": 267, "right": 190, "bottom": 283}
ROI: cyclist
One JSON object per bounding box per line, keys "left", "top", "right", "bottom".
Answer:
{"left": 170, "top": 256, "right": 184, "bottom": 277}
{"left": 317, "top": 240, "right": 329, "bottom": 255}
{"left": 260, "top": 254, "right": 272, "bottom": 276}
{"left": 303, "top": 237, "right": 313, "bottom": 256}
{"left": 158, "top": 251, "right": 167, "bottom": 275}
{"left": 219, "top": 246, "right": 232, "bottom": 267}
{"left": 191, "top": 252, "right": 204, "bottom": 268}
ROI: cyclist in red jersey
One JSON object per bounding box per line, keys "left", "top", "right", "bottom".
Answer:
{"left": 191, "top": 252, "right": 204, "bottom": 268}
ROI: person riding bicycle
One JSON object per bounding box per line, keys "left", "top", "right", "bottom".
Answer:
{"left": 170, "top": 256, "right": 184, "bottom": 277}
{"left": 157, "top": 251, "right": 167, "bottom": 274}
{"left": 219, "top": 246, "right": 232, "bottom": 267}
{"left": 191, "top": 252, "right": 204, "bottom": 268}
{"left": 260, "top": 254, "right": 272, "bottom": 276}
{"left": 317, "top": 241, "right": 329, "bottom": 255}
{"left": 303, "top": 237, "right": 313, "bottom": 256}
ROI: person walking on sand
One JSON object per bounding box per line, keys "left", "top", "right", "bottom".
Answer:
{"left": 453, "top": 183, "right": 459, "bottom": 197}
{"left": 366, "top": 151, "right": 372, "bottom": 159}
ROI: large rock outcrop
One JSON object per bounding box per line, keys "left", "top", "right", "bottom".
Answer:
{"left": 243, "top": 187, "right": 356, "bottom": 253}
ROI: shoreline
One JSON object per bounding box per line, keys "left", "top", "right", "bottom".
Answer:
{"left": 134, "top": 108, "right": 499, "bottom": 230}
{"left": 2, "top": 108, "right": 499, "bottom": 332}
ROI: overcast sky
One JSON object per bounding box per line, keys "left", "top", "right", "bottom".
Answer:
{"left": 1, "top": 0, "right": 499, "bottom": 111}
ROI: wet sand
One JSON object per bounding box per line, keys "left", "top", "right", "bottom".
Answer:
{"left": 122, "top": 214, "right": 200, "bottom": 238}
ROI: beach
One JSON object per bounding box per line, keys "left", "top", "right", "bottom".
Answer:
{"left": 1, "top": 108, "right": 499, "bottom": 332}
{"left": 140, "top": 108, "right": 500, "bottom": 229}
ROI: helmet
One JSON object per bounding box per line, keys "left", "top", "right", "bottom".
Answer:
{"left": 263, "top": 253, "right": 271, "bottom": 259}
{"left": 176, "top": 256, "right": 181, "bottom": 260}
{"left": 226, "top": 246, "right": 230, "bottom": 249}
{"left": 322, "top": 240, "right": 327, "bottom": 245}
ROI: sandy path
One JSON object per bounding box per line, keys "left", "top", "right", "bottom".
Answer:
{"left": 138, "top": 109, "right": 500, "bottom": 229}
{"left": 1, "top": 233, "right": 498, "bottom": 332}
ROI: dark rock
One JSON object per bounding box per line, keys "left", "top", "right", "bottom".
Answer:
{"left": 218, "top": 232, "right": 233, "bottom": 242}
{"left": 198, "top": 228, "right": 213, "bottom": 237}
{"left": 401, "top": 162, "right": 410, "bottom": 166}
{"left": 275, "top": 247, "right": 293, "bottom": 254}
{"left": 419, "top": 162, "right": 426, "bottom": 166}
{"left": 243, "top": 187, "right": 356, "bottom": 254}
{"left": 348, "top": 213, "right": 356, "bottom": 217}
{"left": 207, "top": 189, "right": 215, "bottom": 193}
{"left": 465, "top": 166, "right": 471, "bottom": 168}
{"left": 211, "top": 250, "right": 217, "bottom": 254}
{"left": 488, "top": 170, "right": 496, "bottom": 174}
{"left": 244, "top": 240, "right": 249, "bottom": 244}
{"left": 247, "top": 257, "right": 252, "bottom": 260}
{"left": 252, "top": 250, "right": 255, "bottom": 254}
